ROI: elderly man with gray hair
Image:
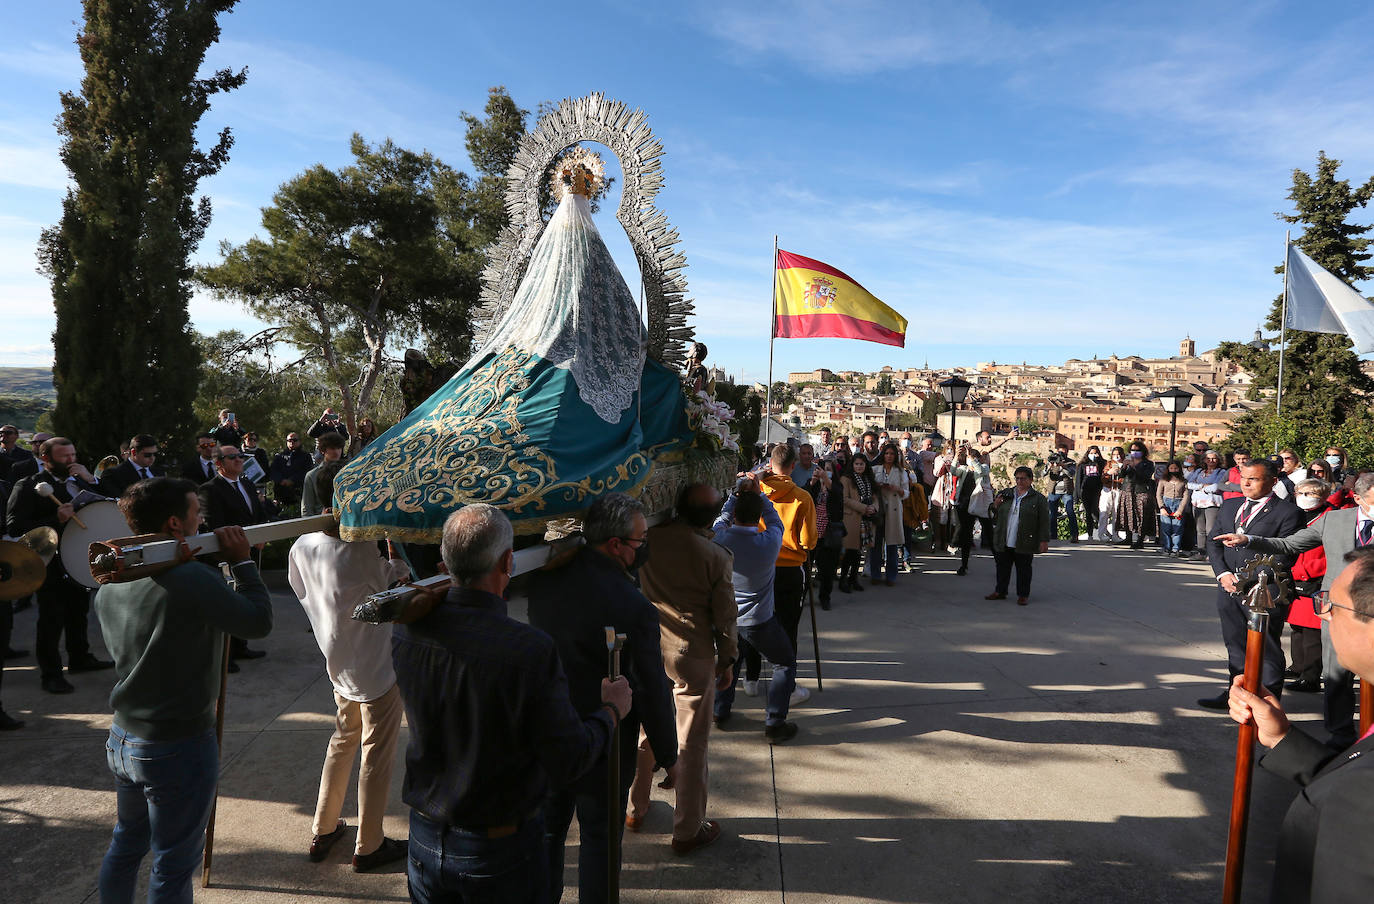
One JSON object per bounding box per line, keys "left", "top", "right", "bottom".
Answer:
{"left": 1217, "top": 469, "right": 1374, "bottom": 750}
{"left": 392, "top": 504, "right": 632, "bottom": 904}
{"left": 529, "top": 492, "right": 679, "bottom": 904}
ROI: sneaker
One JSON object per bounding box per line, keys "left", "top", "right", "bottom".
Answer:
{"left": 789, "top": 686, "right": 811, "bottom": 706}
{"left": 765, "top": 721, "right": 799, "bottom": 744}
{"left": 742, "top": 680, "right": 760, "bottom": 697}
{"left": 671, "top": 819, "right": 722, "bottom": 855}
{"left": 353, "top": 837, "right": 407, "bottom": 873}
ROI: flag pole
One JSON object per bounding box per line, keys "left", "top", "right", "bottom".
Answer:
{"left": 1276, "top": 231, "right": 1290, "bottom": 439}
{"left": 765, "top": 236, "right": 778, "bottom": 434}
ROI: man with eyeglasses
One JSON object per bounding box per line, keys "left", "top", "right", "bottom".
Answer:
{"left": 528, "top": 492, "right": 678, "bottom": 903}
{"left": 99, "top": 434, "right": 164, "bottom": 498}
{"left": 200, "top": 444, "right": 271, "bottom": 666}
{"left": 1217, "top": 470, "right": 1374, "bottom": 749}
{"left": 270, "top": 433, "right": 312, "bottom": 505}
{"left": 180, "top": 434, "right": 218, "bottom": 483}
{"left": 1227, "top": 546, "right": 1374, "bottom": 902}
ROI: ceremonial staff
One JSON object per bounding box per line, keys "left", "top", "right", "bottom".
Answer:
{"left": 805, "top": 561, "right": 824, "bottom": 692}
{"left": 604, "top": 627, "right": 626, "bottom": 904}
{"left": 1222, "top": 555, "right": 1293, "bottom": 904}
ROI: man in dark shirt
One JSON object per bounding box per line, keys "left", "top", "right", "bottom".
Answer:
{"left": 392, "top": 504, "right": 631, "bottom": 904}
{"left": 528, "top": 492, "right": 679, "bottom": 904}
{"left": 270, "top": 432, "right": 312, "bottom": 505}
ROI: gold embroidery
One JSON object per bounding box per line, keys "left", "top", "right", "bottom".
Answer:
{"left": 334, "top": 346, "right": 665, "bottom": 541}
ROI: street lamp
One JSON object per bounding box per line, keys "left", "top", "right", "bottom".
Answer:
{"left": 1156, "top": 386, "right": 1193, "bottom": 458}
{"left": 939, "top": 376, "right": 972, "bottom": 446}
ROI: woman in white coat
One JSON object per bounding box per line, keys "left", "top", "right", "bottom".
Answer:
{"left": 872, "top": 442, "right": 910, "bottom": 586}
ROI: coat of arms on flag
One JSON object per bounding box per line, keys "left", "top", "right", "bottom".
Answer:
{"left": 804, "top": 276, "right": 837, "bottom": 310}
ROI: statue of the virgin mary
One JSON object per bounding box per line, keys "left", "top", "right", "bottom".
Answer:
{"left": 333, "top": 143, "right": 691, "bottom": 540}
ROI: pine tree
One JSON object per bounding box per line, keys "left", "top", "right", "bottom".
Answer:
{"left": 1217, "top": 152, "right": 1374, "bottom": 456}
{"left": 38, "top": 0, "right": 245, "bottom": 460}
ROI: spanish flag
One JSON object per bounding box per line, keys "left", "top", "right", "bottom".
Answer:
{"left": 773, "top": 250, "right": 907, "bottom": 347}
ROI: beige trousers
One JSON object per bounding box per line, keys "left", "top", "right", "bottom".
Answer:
{"left": 628, "top": 652, "right": 715, "bottom": 842}
{"left": 312, "top": 683, "right": 403, "bottom": 855}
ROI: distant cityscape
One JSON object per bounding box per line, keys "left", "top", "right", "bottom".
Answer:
{"left": 725, "top": 335, "right": 1338, "bottom": 453}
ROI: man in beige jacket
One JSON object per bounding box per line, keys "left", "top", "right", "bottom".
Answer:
{"left": 629, "top": 482, "right": 738, "bottom": 854}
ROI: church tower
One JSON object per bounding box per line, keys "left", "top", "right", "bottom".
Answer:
{"left": 1179, "top": 336, "right": 1196, "bottom": 357}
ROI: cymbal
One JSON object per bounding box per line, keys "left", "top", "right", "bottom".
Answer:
{"left": 0, "top": 540, "right": 46, "bottom": 600}
{"left": 21, "top": 526, "right": 59, "bottom": 564}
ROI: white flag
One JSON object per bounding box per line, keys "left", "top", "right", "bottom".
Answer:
{"left": 1285, "top": 244, "right": 1374, "bottom": 353}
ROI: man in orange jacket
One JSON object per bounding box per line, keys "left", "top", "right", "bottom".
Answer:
{"left": 755, "top": 442, "right": 817, "bottom": 702}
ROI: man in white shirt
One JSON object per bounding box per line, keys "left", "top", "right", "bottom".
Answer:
{"left": 288, "top": 460, "right": 412, "bottom": 872}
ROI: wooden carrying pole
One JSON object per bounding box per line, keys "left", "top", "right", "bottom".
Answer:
{"left": 806, "top": 563, "right": 824, "bottom": 692}
{"left": 202, "top": 634, "right": 231, "bottom": 886}
{"left": 1361, "top": 681, "right": 1373, "bottom": 738}
{"left": 1222, "top": 608, "right": 1268, "bottom": 904}
{"left": 605, "top": 627, "right": 626, "bottom": 904}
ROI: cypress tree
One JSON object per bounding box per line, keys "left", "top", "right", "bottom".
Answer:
{"left": 38, "top": 0, "right": 246, "bottom": 460}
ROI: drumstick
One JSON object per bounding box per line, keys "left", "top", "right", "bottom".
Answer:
{"left": 35, "top": 482, "right": 87, "bottom": 530}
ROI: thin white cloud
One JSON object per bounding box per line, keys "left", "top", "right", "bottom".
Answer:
{"left": 0, "top": 141, "right": 69, "bottom": 191}
{"left": 695, "top": 0, "right": 1034, "bottom": 75}
{"left": 0, "top": 41, "right": 81, "bottom": 82}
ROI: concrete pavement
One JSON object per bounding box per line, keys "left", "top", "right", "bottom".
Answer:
{"left": 0, "top": 540, "right": 1331, "bottom": 903}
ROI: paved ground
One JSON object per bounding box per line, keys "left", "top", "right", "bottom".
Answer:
{"left": 0, "top": 539, "right": 1334, "bottom": 903}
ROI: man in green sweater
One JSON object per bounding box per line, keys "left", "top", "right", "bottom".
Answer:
{"left": 92, "top": 477, "right": 274, "bottom": 902}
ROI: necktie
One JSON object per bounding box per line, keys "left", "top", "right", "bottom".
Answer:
{"left": 140, "top": 467, "right": 151, "bottom": 480}
{"left": 1360, "top": 519, "right": 1373, "bottom": 548}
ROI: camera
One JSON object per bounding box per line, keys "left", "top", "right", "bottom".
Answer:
{"left": 1048, "top": 451, "right": 1070, "bottom": 466}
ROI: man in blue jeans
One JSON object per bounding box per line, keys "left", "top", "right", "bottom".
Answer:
{"left": 92, "top": 478, "right": 274, "bottom": 903}
{"left": 1044, "top": 447, "right": 1079, "bottom": 543}
{"left": 712, "top": 477, "right": 800, "bottom": 743}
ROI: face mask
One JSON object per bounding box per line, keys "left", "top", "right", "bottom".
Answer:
{"left": 1089, "top": 453, "right": 1099, "bottom": 460}
{"left": 630, "top": 538, "right": 651, "bottom": 572}
{"left": 1326, "top": 455, "right": 1342, "bottom": 468}
{"left": 1168, "top": 471, "right": 1181, "bottom": 479}
{"left": 1130, "top": 451, "right": 1142, "bottom": 460}
{"left": 1296, "top": 496, "right": 1322, "bottom": 511}
{"left": 900, "top": 439, "right": 910, "bottom": 450}
{"left": 1112, "top": 455, "right": 1122, "bottom": 462}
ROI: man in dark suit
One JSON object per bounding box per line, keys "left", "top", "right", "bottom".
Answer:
{"left": 181, "top": 434, "right": 218, "bottom": 484}
{"left": 200, "top": 444, "right": 270, "bottom": 663}
{"left": 7, "top": 431, "right": 51, "bottom": 482}
{"left": 5, "top": 436, "right": 113, "bottom": 693}
{"left": 99, "top": 434, "right": 164, "bottom": 499}
{"left": 1227, "top": 547, "right": 1374, "bottom": 903}
{"left": 528, "top": 492, "right": 678, "bottom": 903}
{"left": 1199, "top": 459, "right": 1304, "bottom": 709}
{"left": 1216, "top": 470, "right": 1374, "bottom": 748}
{"left": 0, "top": 424, "right": 30, "bottom": 482}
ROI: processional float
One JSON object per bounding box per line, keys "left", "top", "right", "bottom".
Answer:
{"left": 33, "top": 94, "right": 737, "bottom": 895}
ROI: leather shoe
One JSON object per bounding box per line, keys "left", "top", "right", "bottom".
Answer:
{"left": 671, "top": 819, "right": 722, "bottom": 855}
{"left": 231, "top": 647, "right": 266, "bottom": 660}
{"left": 0, "top": 708, "right": 24, "bottom": 731}
{"left": 1285, "top": 678, "right": 1321, "bottom": 693}
{"left": 765, "top": 721, "right": 799, "bottom": 744}
{"left": 4, "top": 647, "right": 28, "bottom": 660}
{"left": 1017, "top": 597, "right": 1029, "bottom": 606}
{"left": 309, "top": 820, "right": 347, "bottom": 862}
{"left": 625, "top": 814, "right": 644, "bottom": 832}
{"left": 984, "top": 592, "right": 1006, "bottom": 600}
{"left": 353, "top": 836, "right": 407, "bottom": 873}
{"left": 1196, "top": 691, "right": 1229, "bottom": 710}
{"left": 68, "top": 654, "right": 115, "bottom": 673}
{"left": 226, "top": 659, "right": 240, "bottom": 674}
{"left": 42, "top": 675, "right": 75, "bottom": 694}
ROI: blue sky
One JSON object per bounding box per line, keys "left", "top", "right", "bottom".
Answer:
{"left": 3, "top": 0, "right": 1374, "bottom": 384}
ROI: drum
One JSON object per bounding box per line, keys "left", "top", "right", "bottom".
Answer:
{"left": 61, "top": 500, "right": 134, "bottom": 589}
